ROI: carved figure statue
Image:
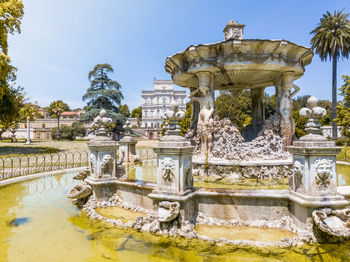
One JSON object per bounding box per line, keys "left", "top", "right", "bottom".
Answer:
{"left": 90, "top": 153, "right": 96, "bottom": 174}
{"left": 189, "top": 86, "right": 214, "bottom": 155}
{"left": 315, "top": 159, "right": 333, "bottom": 189}
{"left": 160, "top": 156, "right": 176, "bottom": 185}
{"left": 279, "top": 74, "right": 299, "bottom": 147}
{"left": 291, "top": 160, "right": 304, "bottom": 191}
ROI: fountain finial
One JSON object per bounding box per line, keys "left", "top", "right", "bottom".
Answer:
{"left": 92, "top": 109, "right": 112, "bottom": 137}
{"left": 223, "top": 20, "right": 245, "bottom": 40}
{"left": 298, "top": 96, "right": 327, "bottom": 142}
{"left": 162, "top": 100, "right": 185, "bottom": 137}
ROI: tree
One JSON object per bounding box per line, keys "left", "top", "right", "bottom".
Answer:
{"left": 119, "top": 104, "right": 130, "bottom": 117}
{"left": 0, "top": 0, "right": 24, "bottom": 99}
{"left": 48, "top": 100, "right": 68, "bottom": 140}
{"left": 337, "top": 75, "right": 350, "bottom": 138}
{"left": 0, "top": 86, "right": 25, "bottom": 140}
{"left": 215, "top": 90, "right": 251, "bottom": 131}
{"left": 179, "top": 102, "right": 192, "bottom": 136}
{"left": 81, "top": 64, "right": 125, "bottom": 131}
{"left": 310, "top": 10, "right": 350, "bottom": 140}
{"left": 131, "top": 106, "right": 142, "bottom": 118}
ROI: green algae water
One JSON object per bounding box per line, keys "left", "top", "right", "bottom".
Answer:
{"left": 1, "top": 172, "right": 350, "bottom": 261}
{"left": 337, "top": 164, "right": 350, "bottom": 186}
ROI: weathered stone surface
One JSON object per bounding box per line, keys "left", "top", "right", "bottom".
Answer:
{"left": 187, "top": 115, "right": 289, "bottom": 161}
{"left": 157, "top": 201, "right": 180, "bottom": 222}
{"left": 67, "top": 182, "right": 92, "bottom": 199}
{"left": 312, "top": 208, "right": 350, "bottom": 242}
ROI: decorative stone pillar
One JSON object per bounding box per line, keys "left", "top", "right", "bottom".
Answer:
{"left": 118, "top": 120, "right": 139, "bottom": 164}
{"left": 149, "top": 101, "right": 195, "bottom": 222}
{"left": 250, "top": 87, "right": 265, "bottom": 137}
{"left": 288, "top": 96, "right": 342, "bottom": 198}
{"left": 86, "top": 110, "right": 118, "bottom": 181}
{"left": 26, "top": 116, "right": 31, "bottom": 145}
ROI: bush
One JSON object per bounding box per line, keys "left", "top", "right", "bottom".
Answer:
{"left": 51, "top": 122, "right": 87, "bottom": 140}
{"left": 52, "top": 125, "right": 75, "bottom": 140}
{"left": 335, "top": 137, "right": 350, "bottom": 146}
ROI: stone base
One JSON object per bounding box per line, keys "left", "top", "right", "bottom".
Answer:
{"left": 193, "top": 158, "right": 292, "bottom": 181}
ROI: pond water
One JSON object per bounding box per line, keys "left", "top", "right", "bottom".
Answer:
{"left": 1, "top": 172, "right": 350, "bottom": 261}
{"left": 126, "top": 160, "right": 350, "bottom": 188}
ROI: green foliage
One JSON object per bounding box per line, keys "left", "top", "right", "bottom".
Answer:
{"left": 48, "top": 100, "right": 70, "bottom": 118}
{"left": 293, "top": 110, "right": 307, "bottom": 138}
{"left": 51, "top": 125, "right": 74, "bottom": 140}
{"left": 310, "top": 10, "right": 350, "bottom": 62}
{"left": 0, "top": 86, "right": 25, "bottom": 139}
{"left": 0, "top": 0, "right": 24, "bottom": 99}
{"left": 337, "top": 75, "right": 350, "bottom": 137}
{"left": 72, "top": 121, "right": 87, "bottom": 137}
{"left": 310, "top": 10, "right": 350, "bottom": 139}
{"left": 131, "top": 106, "right": 142, "bottom": 118}
{"left": 19, "top": 103, "right": 40, "bottom": 121}
{"left": 119, "top": 104, "right": 130, "bottom": 117}
{"left": 81, "top": 64, "right": 125, "bottom": 130}
{"left": 179, "top": 103, "right": 192, "bottom": 136}
{"left": 215, "top": 91, "right": 251, "bottom": 131}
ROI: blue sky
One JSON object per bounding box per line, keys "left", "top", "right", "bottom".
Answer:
{"left": 7, "top": 0, "right": 350, "bottom": 110}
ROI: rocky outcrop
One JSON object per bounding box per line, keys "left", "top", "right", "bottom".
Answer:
{"left": 187, "top": 115, "right": 290, "bottom": 161}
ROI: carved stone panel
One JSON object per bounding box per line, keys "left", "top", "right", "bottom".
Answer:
{"left": 100, "top": 153, "right": 113, "bottom": 177}
{"left": 314, "top": 159, "right": 333, "bottom": 190}
{"left": 160, "top": 156, "right": 176, "bottom": 186}
{"left": 290, "top": 159, "right": 304, "bottom": 192}
{"left": 183, "top": 156, "right": 193, "bottom": 190}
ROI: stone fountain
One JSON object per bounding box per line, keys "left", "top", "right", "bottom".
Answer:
{"left": 165, "top": 21, "right": 314, "bottom": 181}
{"left": 66, "top": 22, "right": 350, "bottom": 246}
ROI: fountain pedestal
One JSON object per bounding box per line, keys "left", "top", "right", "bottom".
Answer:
{"left": 287, "top": 97, "right": 350, "bottom": 237}
{"left": 149, "top": 102, "right": 196, "bottom": 222}
{"left": 85, "top": 110, "right": 119, "bottom": 200}
{"left": 288, "top": 96, "right": 342, "bottom": 199}
{"left": 118, "top": 120, "right": 139, "bottom": 164}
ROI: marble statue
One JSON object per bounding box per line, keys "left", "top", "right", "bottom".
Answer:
{"left": 279, "top": 73, "right": 299, "bottom": 148}
{"left": 189, "top": 86, "right": 214, "bottom": 156}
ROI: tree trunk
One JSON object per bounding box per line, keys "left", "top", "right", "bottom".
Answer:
{"left": 332, "top": 56, "right": 338, "bottom": 140}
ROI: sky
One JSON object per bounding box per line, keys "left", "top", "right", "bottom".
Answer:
{"left": 7, "top": 0, "right": 350, "bottom": 110}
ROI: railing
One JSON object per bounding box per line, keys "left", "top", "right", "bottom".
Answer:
{"left": 0, "top": 151, "right": 89, "bottom": 180}
{"left": 136, "top": 147, "right": 157, "bottom": 160}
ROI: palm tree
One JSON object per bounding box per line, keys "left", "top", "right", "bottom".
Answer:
{"left": 310, "top": 10, "right": 350, "bottom": 140}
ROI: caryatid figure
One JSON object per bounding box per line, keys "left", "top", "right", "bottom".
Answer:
{"left": 279, "top": 73, "right": 300, "bottom": 147}
{"left": 188, "top": 72, "right": 215, "bottom": 156}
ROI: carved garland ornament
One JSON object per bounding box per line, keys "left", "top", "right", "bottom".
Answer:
{"left": 315, "top": 159, "right": 333, "bottom": 189}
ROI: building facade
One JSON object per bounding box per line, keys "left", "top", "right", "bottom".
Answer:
{"left": 141, "top": 79, "right": 186, "bottom": 129}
